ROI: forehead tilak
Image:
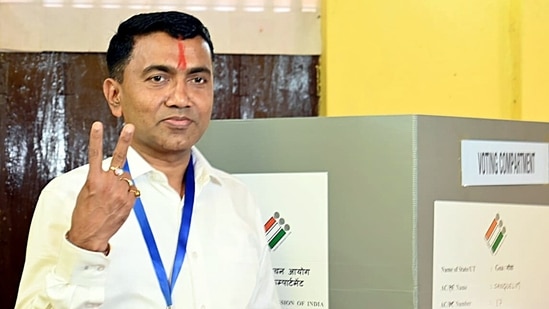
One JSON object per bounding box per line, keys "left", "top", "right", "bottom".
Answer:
{"left": 177, "top": 36, "right": 187, "bottom": 70}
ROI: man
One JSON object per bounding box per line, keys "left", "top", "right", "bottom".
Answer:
{"left": 16, "top": 11, "right": 280, "bottom": 308}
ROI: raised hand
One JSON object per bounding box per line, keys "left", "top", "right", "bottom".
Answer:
{"left": 67, "top": 121, "right": 138, "bottom": 253}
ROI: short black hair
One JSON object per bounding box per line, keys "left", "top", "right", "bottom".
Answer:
{"left": 106, "top": 11, "right": 215, "bottom": 81}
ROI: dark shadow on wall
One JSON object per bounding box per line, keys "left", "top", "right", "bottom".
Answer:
{"left": 0, "top": 52, "right": 319, "bottom": 308}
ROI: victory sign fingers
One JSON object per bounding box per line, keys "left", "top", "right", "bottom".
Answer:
{"left": 68, "top": 122, "right": 138, "bottom": 253}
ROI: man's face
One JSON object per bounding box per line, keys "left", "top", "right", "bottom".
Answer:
{"left": 107, "top": 32, "right": 214, "bottom": 156}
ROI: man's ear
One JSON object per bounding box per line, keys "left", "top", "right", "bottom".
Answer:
{"left": 103, "top": 78, "right": 123, "bottom": 118}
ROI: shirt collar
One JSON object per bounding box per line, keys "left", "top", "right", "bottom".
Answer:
{"left": 125, "top": 146, "right": 221, "bottom": 189}
{"left": 190, "top": 146, "right": 223, "bottom": 188}
{"left": 125, "top": 147, "right": 154, "bottom": 179}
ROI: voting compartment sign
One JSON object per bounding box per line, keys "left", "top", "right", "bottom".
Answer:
{"left": 461, "top": 140, "right": 549, "bottom": 186}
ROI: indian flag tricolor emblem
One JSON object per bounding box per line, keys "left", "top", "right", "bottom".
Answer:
{"left": 485, "top": 214, "right": 506, "bottom": 255}
{"left": 264, "top": 212, "right": 291, "bottom": 250}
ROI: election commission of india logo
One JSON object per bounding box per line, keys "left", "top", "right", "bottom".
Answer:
{"left": 484, "top": 214, "right": 506, "bottom": 255}
{"left": 264, "top": 212, "right": 291, "bottom": 251}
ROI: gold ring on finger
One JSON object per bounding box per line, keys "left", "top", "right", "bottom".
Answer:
{"left": 129, "top": 187, "right": 141, "bottom": 197}
{"left": 119, "top": 177, "right": 134, "bottom": 187}
{"left": 109, "top": 166, "right": 124, "bottom": 176}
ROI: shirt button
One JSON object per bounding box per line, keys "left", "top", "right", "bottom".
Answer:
{"left": 191, "top": 251, "right": 198, "bottom": 259}
{"left": 96, "top": 265, "right": 105, "bottom": 271}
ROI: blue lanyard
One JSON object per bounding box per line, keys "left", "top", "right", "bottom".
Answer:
{"left": 124, "top": 155, "right": 195, "bottom": 308}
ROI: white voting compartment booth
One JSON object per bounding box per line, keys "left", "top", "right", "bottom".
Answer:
{"left": 197, "top": 115, "right": 549, "bottom": 309}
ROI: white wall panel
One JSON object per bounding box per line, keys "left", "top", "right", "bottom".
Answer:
{"left": 0, "top": 0, "right": 320, "bottom": 54}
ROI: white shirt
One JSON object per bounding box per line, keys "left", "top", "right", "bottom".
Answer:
{"left": 16, "top": 147, "right": 281, "bottom": 309}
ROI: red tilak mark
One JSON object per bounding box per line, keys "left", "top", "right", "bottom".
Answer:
{"left": 177, "top": 40, "right": 187, "bottom": 70}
